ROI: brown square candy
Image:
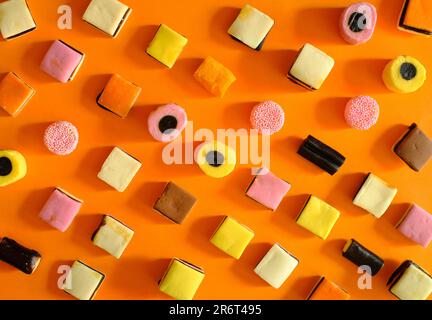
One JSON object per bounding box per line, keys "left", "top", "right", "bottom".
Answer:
{"left": 153, "top": 182, "right": 197, "bottom": 224}
{"left": 393, "top": 123, "right": 432, "bottom": 171}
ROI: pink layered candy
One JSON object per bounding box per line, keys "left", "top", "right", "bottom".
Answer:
{"left": 39, "top": 188, "right": 83, "bottom": 232}
{"left": 40, "top": 40, "right": 84, "bottom": 83}
{"left": 344, "top": 96, "right": 379, "bottom": 130}
{"left": 397, "top": 204, "right": 432, "bottom": 248}
{"left": 246, "top": 168, "right": 291, "bottom": 210}
{"left": 340, "top": 2, "right": 377, "bottom": 45}
{"left": 44, "top": 121, "right": 79, "bottom": 155}
{"left": 148, "top": 103, "right": 187, "bottom": 142}
{"left": 250, "top": 101, "right": 285, "bottom": 135}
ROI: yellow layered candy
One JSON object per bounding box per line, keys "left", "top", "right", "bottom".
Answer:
{"left": 0, "top": 150, "right": 26, "bottom": 187}
{"left": 382, "top": 56, "right": 426, "bottom": 93}
{"left": 210, "top": 216, "right": 254, "bottom": 259}
{"left": 195, "top": 141, "right": 236, "bottom": 178}
{"left": 296, "top": 195, "right": 340, "bottom": 240}
{"left": 159, "top": 258, "right": 205, "bottom": 300}
{"left": 146, "top": 24, "right": 188, "bottom": 68}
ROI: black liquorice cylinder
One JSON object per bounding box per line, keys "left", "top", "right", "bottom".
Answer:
{"left": 342, "top": 239, "right": 384, "bottom": 276}
{"left": 0, "top": 237, "right": 41, "bottom": 274}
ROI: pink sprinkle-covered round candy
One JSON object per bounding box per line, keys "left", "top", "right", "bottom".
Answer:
{"left": 344, "top": 96, "right": 379, "bottom": 130}
{"left": 250, "top": 101, "right": 285, "bottom": 135}
{"left": 44, "top": 121, "right": 79, "bottom": 155}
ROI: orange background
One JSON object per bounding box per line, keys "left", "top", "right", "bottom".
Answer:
{"left": 1, "top": 0, "right": 432, "bottom": 300}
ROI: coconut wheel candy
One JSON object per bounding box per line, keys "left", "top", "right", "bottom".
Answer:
{"left": 195, "top": 141, "right": 237, "bottom": 178}
{"left": 0, "top": 149, "right": 27, "bottom": 187}
{"left": 382, "top": 55, "right": 426, "bottom": 93}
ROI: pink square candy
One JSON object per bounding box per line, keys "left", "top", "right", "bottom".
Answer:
{"left": 39, "top": 188, "right": 83, "bottom": 232}
{"left": 246, "top": 168, "right": 291, "bottom": 210}
{"left": 397, "top": 204, "right": 432, "bottom": 248}
{"left": 40, "top": 40, "right": 84, "bottom": 83}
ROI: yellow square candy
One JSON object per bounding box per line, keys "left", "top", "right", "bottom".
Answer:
{"left": 146, "top": 24, "right": 188, "bottom": 68}
{"left": 390, "top": 261, "right": 432, "bottom": 300}
{"left": 194, "top": 57, "right": 236, "bottom": 97}
{"left": 210, "top": 216, "right": 254, "bottom": 259}
{"left": 159, "top": 258, "right": 205, "bottom": 300}
{"left": 97, "top": 147, "right": 142, "bottom": 192}
{"left": 296, "top": 195, "right": 340, "bottom": 240}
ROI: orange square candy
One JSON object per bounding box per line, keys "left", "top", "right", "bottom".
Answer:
{"left": 0, "top": 72, "right": 35, "bottom": 116}
{"left": 401, "top": 0, "right": 432, "bottom": 34}
{"left": 307, "top": 277, "right": 350, "bottom": 300}
{"left": 194, "top": 57, "right": 236, "bottom": 97}
{"left": 97, "top": 74, "right": 142, "bottom": 118}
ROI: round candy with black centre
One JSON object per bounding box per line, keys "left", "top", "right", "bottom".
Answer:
{"left": 158, "top": 115, "right": 178, "bottom": 134}
{"left": 0, "top": 150, "right": 27, "bottom": 187}
{"left": 195, "top": 141, "right": 236, "bottom": 178}
{"left": 348, "top": 12, "right": 366, "bottom": 33}
{"left": 383, "top": 55, "right": 426, "bottom": 93}
{"left": 0, "top": 157, "right": 12, "bottom": 176}
{"left": 148, "top": 104, "right": 187, "bottom": 142}
{"left": 340, "top": 3, "right": 377, "bottom": 45}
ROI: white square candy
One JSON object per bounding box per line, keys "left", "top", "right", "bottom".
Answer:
{"left": 0, "top": 0, "right": 36, "bottom": 40}
{"left": 63, "top": 260, "right": 104, "bottom": 300}
{"left": 288, "top": 43, "right": 334, "bottom": 90}
{"left": 228, "top": 4, "right": 274, "bottom": 50}
{"left": 92, "top": 215, "right": 134, "bottom": 258}
{"left": 254, "top": 243, "right": 298, "bottom": 288}
{"left": 97, "top": 147, "right": 141, "bottom": 192}
{"left": 82, "top": 0, "right": 131, "bottom": 37}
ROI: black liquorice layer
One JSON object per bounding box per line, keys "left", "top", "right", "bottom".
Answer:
{"left": 342, "top": 239, "right": 384, "bottom": 276}
{"left": 297, "top": 135, "right": 346, "bottom": 175}
{"left": 287, "top": 46, "right": 317, "bottom": 91}
{"left": 287, "top": 73, "right": 316, "bottom": 90}
{"left": 113, "top": 8, "right": 131, "bottom": 37}
{"left": 229, "top": 34, "right": 269, "bottom": 51}
{"left": 352, "top": 173, "right": 372, "bottom": 201}
{"left": 0, "top": 237, "right": 41, "bottom": 274}
{"left": 306, "top": 277, "right": 325, "bottom": 300}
